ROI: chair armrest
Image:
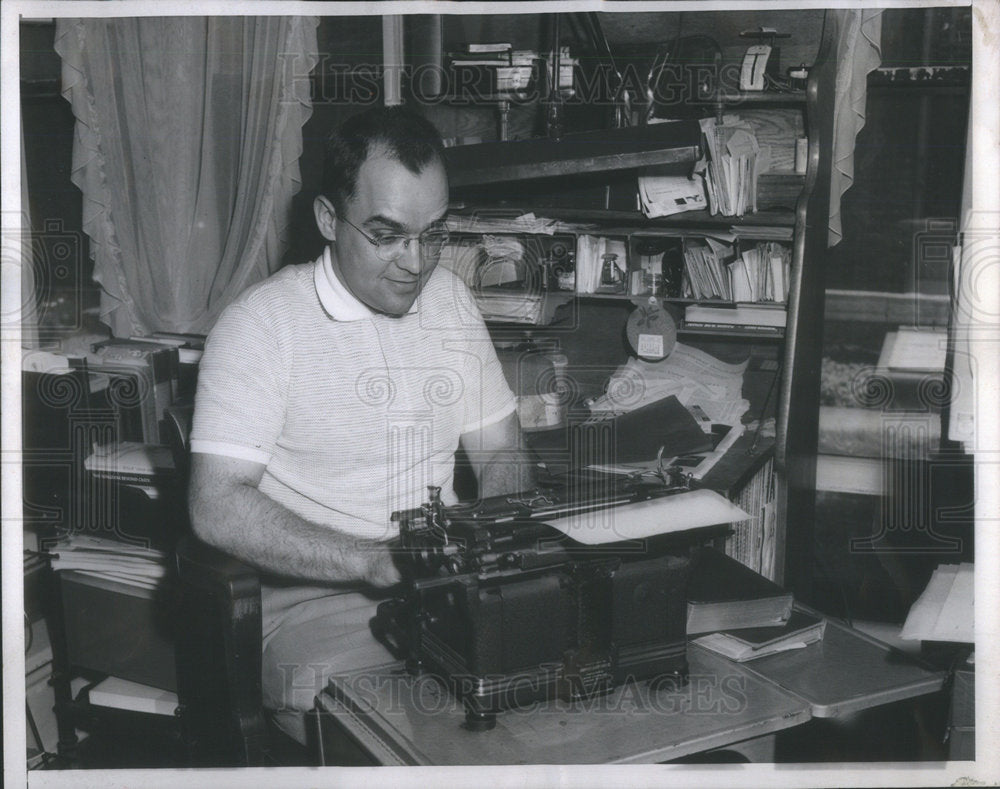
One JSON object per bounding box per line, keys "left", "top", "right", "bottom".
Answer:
{"left": 174, "top": 534, "right": 268, "bottom": 766}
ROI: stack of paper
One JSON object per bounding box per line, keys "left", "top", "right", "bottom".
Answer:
{"left": 638, "top": 174, "right": 708, "bottom": 218}
{"left": 446, "top": 212, "right": 581, "bottom": 236}
{"left": 474, "top": 290, "right": 547, "bottom": 324}
{"left": 589, "top": 342, "right": 750, "bottom": 425}
{"left": 47, "top": 534, "right": 169, "bottom": 590}
{"left": 698, "top": 115, "right": 760, "bottom": 217}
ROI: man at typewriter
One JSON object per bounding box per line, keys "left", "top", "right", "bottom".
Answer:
{"left": 188, "top": 106, "right": 530, "bottom": 744}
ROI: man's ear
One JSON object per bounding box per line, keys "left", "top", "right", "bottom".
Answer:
{"left": 314, "top": 195, "right": 338, "bottom": 242}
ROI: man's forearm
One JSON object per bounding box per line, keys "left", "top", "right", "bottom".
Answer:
{"left": 189, "top": 477, "right": 398, "bottom": 586}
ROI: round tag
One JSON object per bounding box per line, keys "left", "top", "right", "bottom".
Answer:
{"left": 626, "top": 298, "right": 677, "bottom": 360}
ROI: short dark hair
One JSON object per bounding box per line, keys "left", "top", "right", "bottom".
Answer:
{"left": 321, "top": 106, "right": 446, "bottom": 215}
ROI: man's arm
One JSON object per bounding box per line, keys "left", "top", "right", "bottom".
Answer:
{"left": 459, "top": 411, "right": 535, "bottom": 498}
{"left": 187, "top": 453, "right": 400, "bottom": 587}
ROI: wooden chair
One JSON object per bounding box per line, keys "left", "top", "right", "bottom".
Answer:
{"left": 165, "top": 404, "right": 309, "bottom": 767}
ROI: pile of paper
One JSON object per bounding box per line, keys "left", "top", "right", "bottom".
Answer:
{"left": 638, "top": 174, "right": 708, "bottom": 218}
{"left": 446, "top": 212, "right": 584, "bottom": 237}
{"left": 589, "top": 342, "right": 750, "bottom": 425}
{"left": 699, "top": 115, "right": 761, "bottom": 217}
{"left": 47, "top": 534, "right": 169, "bottom": 590}
{"left": 474, "top": 291, "right": 547, "bottom": 324}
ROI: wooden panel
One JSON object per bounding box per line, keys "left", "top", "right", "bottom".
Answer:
{"left": 740, "top": 109, "right": 806, "bottom": 174}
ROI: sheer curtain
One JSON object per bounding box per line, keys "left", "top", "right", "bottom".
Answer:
{"left": 828, "top": 8, "right": 883, "bottom": 247}
{"left": 55, "top": 16, "right": 319, "bottom": 336}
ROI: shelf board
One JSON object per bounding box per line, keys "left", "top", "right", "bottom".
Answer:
{"left": 500, "top": 206, "right": 797, "bottom": 231}
{"left": 691, "top": 89, "right": 808, "bottom": 106}
{"left": 444, "top": 121, "right": 702, "bottom": 187}
{"left": 679, "top": 324, "right": 785, "bottom": 340}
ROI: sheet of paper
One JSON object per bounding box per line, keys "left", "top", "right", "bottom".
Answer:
{"left": 880, "top": 327, "right": 948, "bottom": 372}
{"left": 542, "top": 489, "right": 749, "bottom": 545}
{"left": 900, "top": 562, "right": 974, "bottom": 642}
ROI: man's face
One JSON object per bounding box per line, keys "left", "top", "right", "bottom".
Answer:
{"left": 321, "top": 146, "right": 449, "bottom": 316}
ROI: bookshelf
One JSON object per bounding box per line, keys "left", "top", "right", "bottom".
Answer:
{"left": 440, "top": 10, "right": 840, "bottom": 592}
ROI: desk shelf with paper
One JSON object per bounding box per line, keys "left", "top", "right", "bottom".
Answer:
{"left": 441, "top": 14, "right": 837, "bottom": 595}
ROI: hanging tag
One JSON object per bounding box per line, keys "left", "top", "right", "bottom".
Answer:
{"left": 626, "top": 298, "right": 677, "bottom": 361}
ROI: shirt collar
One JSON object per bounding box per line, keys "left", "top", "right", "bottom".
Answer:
{"left": 314, "top": 246, "right": 421, "bottom": 322}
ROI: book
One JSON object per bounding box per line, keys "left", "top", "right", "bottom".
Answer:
{"left": 575, "top": 394, "right": 713, "bottom": 468}
{"left": 684, "top": 303, "right": 787, "bottom": 329}
{"left": 877, "top": 327, "right": 948, "bottom": 374}
{"left": 87, "top": 675, "right": 178, "bottom": 716}
{"left": 84, "top": 441, "right": 177, "bottom": 486}
{"left": 686, "top": 547, "right": 793, "bottom": 634}
{"left": 692, "top": 610, "right": 826, "bottom": 661}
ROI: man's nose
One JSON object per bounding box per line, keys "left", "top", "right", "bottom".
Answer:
{"left": 394, "top": 239, "right": 422, "bottom": 275}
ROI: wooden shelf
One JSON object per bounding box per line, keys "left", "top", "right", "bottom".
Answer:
{"left": 694, "top": 89, "right": 808, "bottom": 106}
{"left": 679, "top": 324, "right": 785, "bottom": 340}
{"left": 444, "top": 121, "right": 702, "bottom": 187}
{"left": 451, "top": 206, "right": 797, "bottom": 235}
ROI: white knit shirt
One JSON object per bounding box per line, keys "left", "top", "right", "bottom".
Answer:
{"left": 191, "top": 247, "right": 516, "bottom": 541}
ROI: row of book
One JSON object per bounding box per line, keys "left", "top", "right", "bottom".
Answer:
{"left": 682, "top": 239, "right": 790, "bottom": 303}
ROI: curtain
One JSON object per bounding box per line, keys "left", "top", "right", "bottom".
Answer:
{"left": 828, "top": 9, "right": 883, "bottom": 247}
{"left": 55, "top": 16, "right": 319, "bottom": 336}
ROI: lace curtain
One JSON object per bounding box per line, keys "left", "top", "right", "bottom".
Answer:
{"left": 55, "top": 16, "right": 319, "bottom": 336}
{"left": 828, "top": 9, "right": 883, "bottom": 247}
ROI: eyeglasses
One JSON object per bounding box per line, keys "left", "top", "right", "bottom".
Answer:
{"left": 340, "top": 216, "right": 450, "bottom": 262}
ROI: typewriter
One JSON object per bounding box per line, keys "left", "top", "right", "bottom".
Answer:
{"left": 373, "top": 469, "right": 724, "bottom": 729}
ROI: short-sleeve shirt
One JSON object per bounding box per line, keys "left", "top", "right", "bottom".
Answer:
{"left": 191, "top": 247, "right": 517, "bottom": 542}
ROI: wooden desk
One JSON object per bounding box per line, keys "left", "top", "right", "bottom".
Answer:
{"left": 313, "top": 614, "right": 946, "bottom": 765}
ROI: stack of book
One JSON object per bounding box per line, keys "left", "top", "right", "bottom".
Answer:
{"left": 84, "top": 441, "right": 177, "bottom": 494}
{"left": 686, "top": 548, "right": 826, "bottom": 662}
{"left": 683, "top": 303, "right": 787, "bottom": 332}
{"left": 447, "top": 43, "right": 577, "bottom": 98}
{"left": 447, "top": 43, "right": 536, "bottom": 95}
